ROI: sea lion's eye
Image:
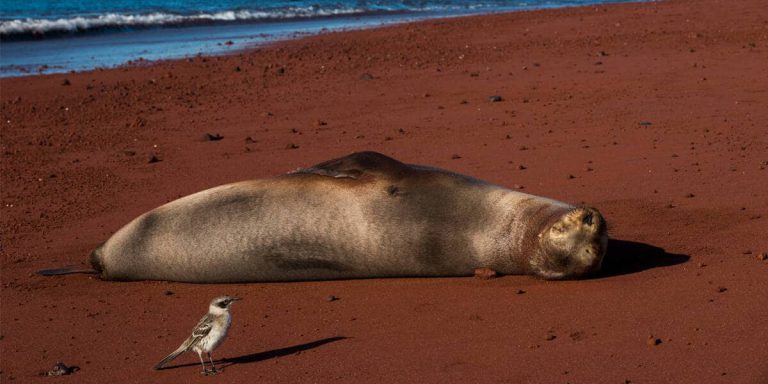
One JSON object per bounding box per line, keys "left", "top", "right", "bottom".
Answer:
{"left": 552, "top": 225, "right": 565, "bottom": 233}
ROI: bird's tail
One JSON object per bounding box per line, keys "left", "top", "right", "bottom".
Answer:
{"left": 153, "top": 343, "right": 188, "bottom": 370}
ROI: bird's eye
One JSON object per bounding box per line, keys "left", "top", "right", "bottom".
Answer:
{"left": 218, "top": 302, "right": 227, "bottom": 308}
{"left": 583, "top": 213, "right": 593, "bottom": 226}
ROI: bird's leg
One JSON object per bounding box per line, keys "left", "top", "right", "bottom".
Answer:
{"left": 197, "top": 351, "right": 209, "bottom": 375}
{"left": 208, "top": 352, "right": 218, "bottom": 374}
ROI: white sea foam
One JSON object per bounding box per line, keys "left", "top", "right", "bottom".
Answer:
{"left": 0, "top": 8, "right": 369, "bottom": 36}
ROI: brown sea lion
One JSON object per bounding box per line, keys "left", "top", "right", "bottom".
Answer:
{"left": 87, "top": 151, "right": 607, "bottom": 282}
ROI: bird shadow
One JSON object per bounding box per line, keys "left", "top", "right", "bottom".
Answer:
{"left": 157, "top": 336, "right": 348, "bottom": 371}
{"left": 595, "top": 239, "right": 690, "bottom": 278}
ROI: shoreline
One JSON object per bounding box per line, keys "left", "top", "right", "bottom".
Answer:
{"left": 0, "top": 0, "right": 648, "bottom": 78}
{"left": 2, "top": 0, "right": 768, "bottom": 382}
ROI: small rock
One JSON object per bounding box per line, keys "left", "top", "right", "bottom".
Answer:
{"left": 62, "top": 79, "right": 71, "bottom": 86}
{"left": 717, "top": 286, "right": 727, "bottom": 293}
{"left": 314, "top": 120, "right": 327, "bottom": 127}
{"left": 286, "top": 143, "right": 300, "bottom": 149}
{"left": 473, "top": 268, "right": 497, "bottom": 280}
{"left": 685, "top": 193, "right": 695, "bottom": 198}
{"left": 756, "top": 253, "right": 767, "bottom": 261}
{"left": 163, "top": 290, "right": 174, "bottom": 296}
{"left": 545, "top": 334, "right": 557, "bottom": 341}
{"left": 244, "top": 136, "right": 257, "bottom": 144}
{"left": 639, "top": 121, "right": 652, "bottom": 126}
{"left": 518, "top": 164, "right": 527, "bottom": 170}
{"left": 488, "top": 95, "right": 503, "bottom": 103}
{"left": 513, "top": 184, "right": 524, "bottom": 190}
{"left": 515, "top": 289, "right": 526, "bottom": 294}
{"left": 742, "top": 250, "right": 752, "bottom": 255}
{"left": 44, "top": 362, "right": 77, "bottom": 376}
{"left": 203, "top": 133, "right": 224, "bottom": 141}
{"left": 326, "top": 295, "right": 339, "bottom": 302}
{"left": 451, "top": 154, "right": 462, "bottom": 160}
{"left": 647, "top": 336, "right": 662, "bottom": 346}
{"left": 224, "top": 40, "right": 234, "bottom": 46}
{"left": 148, "top": 154, "right": 161, "bottom": 164}
{"left": 567, "top": 174, "right": 576, "bottom": 179}
{"left": 359, "top": 73, "right": 375, "bottom": 80}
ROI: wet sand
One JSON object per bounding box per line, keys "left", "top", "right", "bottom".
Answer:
{"left": 1, "top": 0, "right": 767, "bottom": 382}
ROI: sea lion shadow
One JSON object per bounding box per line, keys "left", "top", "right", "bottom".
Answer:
{"left": 596, "top": 239, "right": 689, "bottom": 278}
{"left": 157, "top": 336, "right": 348, "bottom": 371}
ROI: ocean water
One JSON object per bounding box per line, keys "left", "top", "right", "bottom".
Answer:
{"left": 0, "top": 0, "right": 641, "bottom": 77}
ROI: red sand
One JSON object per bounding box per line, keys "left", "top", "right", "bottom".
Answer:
{"left": 2, "top": 0, "right": 767, "bottom": 382}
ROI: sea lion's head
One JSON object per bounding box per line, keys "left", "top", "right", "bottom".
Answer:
{"left": 533, "top": 207, "right": 608, "bottom": 279}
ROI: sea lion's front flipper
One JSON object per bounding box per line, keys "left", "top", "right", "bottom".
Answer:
{"left": 291, "top": 151, "right": 406, "bottom": 179}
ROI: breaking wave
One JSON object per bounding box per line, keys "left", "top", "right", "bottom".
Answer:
{"left": 0, "top": 7, "right": 375, "bottom": 39}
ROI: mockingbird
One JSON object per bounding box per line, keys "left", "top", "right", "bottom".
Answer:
{"left": 154, "top": 296, "right": 241, "bottom": 374}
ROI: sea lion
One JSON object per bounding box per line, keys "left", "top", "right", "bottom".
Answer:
{"left": 88, "top": 151, "right": 607, "bottom": 282}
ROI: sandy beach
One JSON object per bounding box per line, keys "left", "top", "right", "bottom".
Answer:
{"left": 2, "top": 0, "right": 767, "bottom": 382}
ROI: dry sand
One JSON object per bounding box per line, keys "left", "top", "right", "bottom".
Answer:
{"left": 1, "top": 0, "right": 767, "bottom": 382}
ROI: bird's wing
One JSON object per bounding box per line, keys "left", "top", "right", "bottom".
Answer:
{"left": 153, "top": 314, "right": 214, "bottom": 370}
{"left": 187, "top": 314, "right": 214, "bottom": 349}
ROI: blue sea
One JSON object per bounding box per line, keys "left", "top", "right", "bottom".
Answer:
{"left": 0, "top": 0, "right": 640, "bottom": 77}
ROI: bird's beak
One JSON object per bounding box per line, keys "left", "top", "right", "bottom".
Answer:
{"left": 231, "top": 297, "right": 242, "bottom": 302}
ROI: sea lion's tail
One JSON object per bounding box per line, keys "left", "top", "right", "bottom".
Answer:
{"left": 35, "top": 243, "right": 104, "bottom": 277}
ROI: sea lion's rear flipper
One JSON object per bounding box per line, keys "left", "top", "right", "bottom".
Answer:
{"left": 36, "top": 266, "right": 98, "bottom": 276}
{"left": 291, "top": 151, "right": 405, "bottom": 179}
{"left": 38, "top": 243, "right": 105, "bottom": 277}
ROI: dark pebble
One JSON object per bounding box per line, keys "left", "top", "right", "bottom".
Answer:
{"left": 203, "top": 133, "right": 224, "bottom": 141}
{"left": 488, "top": 95, "right": 503, "bottom": 103}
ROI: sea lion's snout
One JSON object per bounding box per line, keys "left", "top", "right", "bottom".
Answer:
{"left": 536, "top": 207, "right": 608, "bottom": 279}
